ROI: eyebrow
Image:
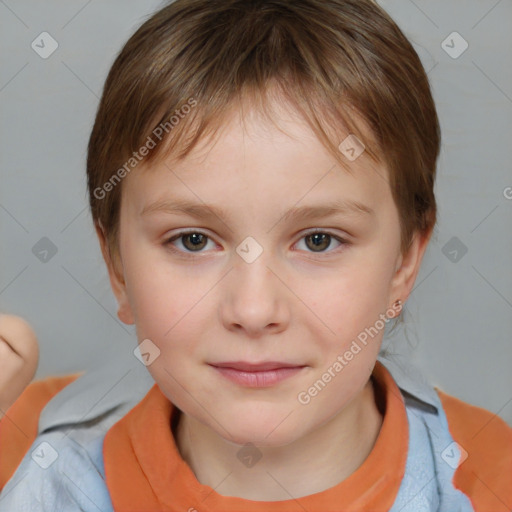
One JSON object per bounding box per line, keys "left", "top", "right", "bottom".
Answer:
{"left": 140, "top": 198, "right": 374, "bottom": 223}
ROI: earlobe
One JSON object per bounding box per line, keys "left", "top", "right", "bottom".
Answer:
{"left": 95, "top": 222, "right": 135, "bottom": 325}
{"left": 117, "top": 301, "right": 135, "bottom": 325}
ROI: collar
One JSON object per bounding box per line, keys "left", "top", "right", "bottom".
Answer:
{"left": 103, "top": 360, "right": 410, "bottom": 512}
{"left": 377, "top": 352, "right": 440, "bottom": 413}
{"left": 38, "top": 348, "right": 155, "bottom": 434}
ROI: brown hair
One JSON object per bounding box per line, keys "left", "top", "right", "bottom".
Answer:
{"left": 87, "top": 0, "right": 440, "bottom": 269}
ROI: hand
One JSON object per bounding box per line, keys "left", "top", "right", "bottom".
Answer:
{"left": 0, "top": 314, "right": 39, "bottom": 419}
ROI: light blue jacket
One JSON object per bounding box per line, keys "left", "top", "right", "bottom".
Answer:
{"left": 0, "top": 350, "right": 476, "bottom": 511}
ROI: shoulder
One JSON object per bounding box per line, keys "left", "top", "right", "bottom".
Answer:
{"left": 377, "top": 355, "right": 512, "bottom": 511}
{"left": 0, "top": 373, "right": 81, "bottom": 489}
{"left": 0, "top": 354, "right": 155, "bottom": 510}
{"left": 437, "top": 388, "right": 512, "bottom": 512}
{"left": 0, "top": 425, "right": 114, "bottom": 511}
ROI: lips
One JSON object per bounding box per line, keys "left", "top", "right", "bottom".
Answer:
{"left": 210, "top": 361, "right": 304, "bottom": 372}
{"left": 208, "top": 361, "right": 307, "bottom": 388}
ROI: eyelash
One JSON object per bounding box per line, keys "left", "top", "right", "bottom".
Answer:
{"left": 163, "top": 229, "right": 349, "bottom": 257}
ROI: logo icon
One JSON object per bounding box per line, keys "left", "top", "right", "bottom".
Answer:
{"left": 441, "top": 32, "right": 468, "bottom": 59}
{"left": 441, "top": 441, "right": 468, "bottom": 469}
{"left": 32, "top": 237, "right": 58, "bottom": 263}
{"left": 338, "top": 134, "right": 365, "bottom": 161}
{"left": 236, "top": 236, "right": 263, "bottom": 264}
{"left": 134, "top": 339, "right": 161, "bottom": 366}
{"left": 442, "top": 236, "right": 468, "bottom": 263}
{"left": 236, "top": 442, "right": 263, "bottom": 468}
{"left": 31, "top": 441, "right": 59, "bottom": 469}
{"left": 31, "top": 32, "right": 59, "bottom": 59}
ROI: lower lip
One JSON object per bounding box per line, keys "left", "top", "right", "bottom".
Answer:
{"left": 211, "top": 366, "right": 305, "bottom": 388}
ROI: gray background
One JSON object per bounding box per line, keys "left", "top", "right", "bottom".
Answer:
{"left": 1, "top": 0, "right": 511, "bottom": 425}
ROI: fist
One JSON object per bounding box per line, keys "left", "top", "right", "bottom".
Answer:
{"left": 0, "top": 314, "right": 39, "bottom": 419}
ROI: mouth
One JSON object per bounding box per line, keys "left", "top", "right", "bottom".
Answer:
{"left": 211, "top": 361, "right": 304, "bottom": 371}
{"left": 208, "top": 361, "right": 307, "bottom": 388}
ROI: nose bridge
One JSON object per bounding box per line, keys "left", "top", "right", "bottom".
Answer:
{"left": 232, "top": 234, "right": 279, "bottom": 298}
{"left": 222, "top": 235, "right": 288, "bottom": 333}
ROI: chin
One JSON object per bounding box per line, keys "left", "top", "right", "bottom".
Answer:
{"left": 216, "top": 411, "right": 304, "bottom": 448}
{"left": 225, "top": 429, "right": 299, "bottom": 448}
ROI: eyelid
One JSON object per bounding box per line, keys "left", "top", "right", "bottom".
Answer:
{"left": 301, "top": 227, "right": 350, "bottom": 240}
{"left": 163, "top": 227, "right": 350, "bottom": 256}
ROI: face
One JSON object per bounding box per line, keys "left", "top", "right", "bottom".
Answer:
{"left": 100, "top": 100, "right": 429, "bottom": 447}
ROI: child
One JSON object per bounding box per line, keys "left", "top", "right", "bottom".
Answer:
{"left": 1, "top": 0, "right": 510, "bottom": 510}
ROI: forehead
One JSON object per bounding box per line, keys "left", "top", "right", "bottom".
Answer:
{"left": 120, "top": 98, "right": 391, "bottom": 221}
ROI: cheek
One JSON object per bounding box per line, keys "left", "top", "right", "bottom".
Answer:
{"left": 122, "top": 246, "right": 177, "bottom": 336}
{"left": 304, "top": 260, "right": 394, "bottom": 350}
{"left": 123, "top": 252, "right": 210, "bottom": 363}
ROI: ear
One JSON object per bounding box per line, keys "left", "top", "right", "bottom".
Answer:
{"left": 95, "top": 222, "right": 135, "bottom": 325}
{"left": 389, "top": 227, "right": 433, "bottom": 306}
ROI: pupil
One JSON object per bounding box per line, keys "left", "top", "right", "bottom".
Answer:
{"left": 185, "top": 233, "right": 206, "bottom": 251}
{"left": 308, "top": 233, "right": 329, "bottom": 252}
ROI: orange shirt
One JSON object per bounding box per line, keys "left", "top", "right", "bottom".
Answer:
{"left": 1, "top": 362, "right": 511, "bottom": 511}
{"left": 103, "top": 361, "right": 407, "bottom": 511}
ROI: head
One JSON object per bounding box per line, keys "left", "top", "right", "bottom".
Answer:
{"left": 87, "top": 0, "right": 440, "bottom": 445}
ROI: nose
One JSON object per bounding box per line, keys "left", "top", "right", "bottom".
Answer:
{"left": 220, "top": 250, "right": 290, "bottom": 338}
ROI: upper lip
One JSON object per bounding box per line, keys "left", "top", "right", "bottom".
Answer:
{"left": 210, "top": 361, "right": 305, "bottom": 372}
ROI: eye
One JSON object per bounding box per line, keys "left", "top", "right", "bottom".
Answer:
{"left": 164, "top": 229, "right": 348, "bottom": 256}
{"left": 295, "top": 229, "right": 347, "bottom": 254}
{"left": 164, "top": 230, "right": 215, "bottom": 253}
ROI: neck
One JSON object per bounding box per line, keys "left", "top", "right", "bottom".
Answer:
{"left": 174, "top": 377, "right": 383, "bottom": 501}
